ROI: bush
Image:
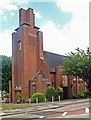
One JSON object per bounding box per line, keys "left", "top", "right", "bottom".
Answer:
{"left": 73, "top": 94, "right": 79, "bottom": 99}
{"left": 16, "top": 92, "right": 22, "bottom": 103}
{"left": 4, "top": 93, "right": 9, "bottom": 98}
{"left": 79, "top": 90, "right": 91, "bottom": 98}
{"left": 83, "top": 90, "right": 91, "bottom": 98}
{"left": 78, "top": 92, "right": 85, "bottom": 98}
{"left": 22, "top": 97, "right": 26, "bottom": 103}
{"left": 4, "top": 93, "right": 10, "bottom": 103}
{"left": 56, "top": 87, "right": 63, "bottom": 100}
{"left": 45, "top": 87, "right": 57, "bottom": 102}
{"left": 57, "top": 87, "right": 63, "bottom": 95}
{"left": 25, "top": 99, "right": 29, "bottom": 103}
{"left": 57, "top": 87, "right": 63, "bottom": 94}
{"left": 31, "top": 93, "right": 45, "bottom": 103}
{"left": 73, "top": 90, "right": 91, "bottom": 99}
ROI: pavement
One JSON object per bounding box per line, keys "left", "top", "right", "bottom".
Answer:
{"left": 0, "top": 98, "right": 90, "bottom": 119}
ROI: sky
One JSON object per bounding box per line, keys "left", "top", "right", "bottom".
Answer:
{"left": 0, "top": 0, "right": 90, "bottom": 56}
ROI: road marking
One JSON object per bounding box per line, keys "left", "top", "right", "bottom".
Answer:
{"left": 53, "top": 106, "right": 58, "bottom": 107}
{"left": 85, "top": 108, "right": 89, "bottom": 113}
{"left": 39, "top": 116, "right": 45, "bottom": 118}
{"left": 0, "top": 112, "right": 5, "bottom": 116}
{"left": 61, "top": 112, "right": 68, "bottom": 117}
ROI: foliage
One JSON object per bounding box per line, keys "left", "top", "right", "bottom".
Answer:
{"left": 21, "top": 97, "right": 26, "bottom": 103}
{"left": 16, "top": 92, "right": 22, "bottom": 103}
{"left": 62, "top": 48, "right": 91, "bottom": 90}
{"left": 56, "top": 87, "right": 63, "bottom": 100}
{"left": 56, "top": 87, "right": 63, "bottom": 95}
{"left": 1, "top": 55, "right": 12, "bottom": 92}
{"left": 4, "top": 93, "right": 9, "bottom": 98}
{"left": 73, "top": 94, "right": 78, "bottom": 99}
{"left": 73, "top": 90, "right": 91, "bottom": 99}
{"left": 4, "top": 92, "right": 10, "bottom": 103}
{"left": 45, "top": 87, "right": 58, "bottom": 102}
{"left": 25, "top": 99, "right": 29, "bottom": 103}
{"left": 31, "top": 93, "right": 45, "bottom": 103}
{"left": 79, "top": 90, "right": 91, "bottom": 98}
{"left": 2, "top": 105, "right": 29, "bottom": 110}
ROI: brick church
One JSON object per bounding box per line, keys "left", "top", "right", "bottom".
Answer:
{"left": 9, "top": 8, "right": 87, "bottom": 102}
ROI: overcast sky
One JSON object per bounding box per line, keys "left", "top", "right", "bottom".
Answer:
{"left": 0, "top": 0, "right": 89, "bottom": 56}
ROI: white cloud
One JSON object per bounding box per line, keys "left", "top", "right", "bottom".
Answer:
{"left": 40, "top": 0, "right": 89, "bottom": 55}
{"left": 0, "top": 30, "right": 12, "bottom": 56}
{"left": 34, "top": 10, "right": 42, "bottom": 19}
{"left": 0, "top": 0, "right": 18, "bottom": 11}
{"left": 39, "top": 1, "right": 89, "bottom": 55}
{"left": 0, "top": 0, "right": 30, "bottom": 21}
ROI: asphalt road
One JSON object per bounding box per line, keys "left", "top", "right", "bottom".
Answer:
{"left": 1, "top": 99, "right": 90, "bottom": 119}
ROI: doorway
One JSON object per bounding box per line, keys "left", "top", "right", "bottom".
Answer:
{"left": 63, "top": 86, "right": 68, "bottom": 99}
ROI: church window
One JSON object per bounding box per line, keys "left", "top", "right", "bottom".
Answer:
{"left": 19, "top": 42, "right": 21, "bottom": 50}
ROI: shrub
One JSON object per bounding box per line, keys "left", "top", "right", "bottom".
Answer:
{"left": 45, "top": 87, "right": 57, "bottom": 102}
{"left": 4, "top": 93, "right": 9, "bottom": 98}
{"left": 22, "top": 97, "right": 26, "bottom": 103}
{"left": 4, "top": 93, "right": 10, "bottom": 103}
{"left": 83, "top": 90, "right": 91, "bottom": 98}
{"left": 16, "top": 92, "right": 22, "bottom": 103}
{"left": 56, "top": 87, "right": 63, "bottom": 95}
{"left": 78, "top": 90, "right": 91, "bottom": 98}
{"left": 56, "top": 87, "right": 63, "bottom": 100}
{"left": 25, "top": 99, "right": 29, "bottom": 103}
{"left": 73, "top": 94, "right": 79, "bottom": 99}
{"left": 73, "top": 90, "right": 91, "bottom": 99}
{"left": 78, "top": 92, "right": 85, "bottom": 98}
{"left": 31, "top": 93, "right": 45, "bottom": 103}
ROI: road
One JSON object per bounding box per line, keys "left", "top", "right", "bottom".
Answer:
{"left": 1, "top": 99, "right": 90, "bottom": 119}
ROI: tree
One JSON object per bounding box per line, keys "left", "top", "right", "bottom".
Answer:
{"left": 1, "top": 55, "right": 12, "bottom": 92}
{"left": 62, "top": 48, "right": 90, "bottom": 90}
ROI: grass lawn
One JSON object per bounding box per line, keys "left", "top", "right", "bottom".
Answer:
{"left": 0, "top": 105, "right": 30, "bottom": 110}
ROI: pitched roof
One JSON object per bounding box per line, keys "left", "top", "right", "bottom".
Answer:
{"left": 44, "top": 51, "right": 66, "bottom": 69}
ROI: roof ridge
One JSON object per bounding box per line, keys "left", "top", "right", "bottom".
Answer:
{"left": 44, "top": 51, "right": 65, "bottom": 56}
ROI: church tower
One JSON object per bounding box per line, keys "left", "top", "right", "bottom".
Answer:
{"left": 12, "top": 8, "right": 49, "bottom": 102}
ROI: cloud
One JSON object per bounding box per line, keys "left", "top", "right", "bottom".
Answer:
{"left": 41, "top": 6, "right": 89, "bottom": 54}
{"left": 0, "top": 0, "right": 18, "bottom": 11}
{"left": 40, "top": 0, "right": 89, "bottom": 56}
{"left": 0, "top": 1, "right": 89, "bottom": 56}
{"left": 0, "top": 0, "right": 30, "bottom": 21}
{"left": 34, "top": 10, "right": 42, "bottom": 19}
{"left": 0, "top": 30, "right": 12, "bottom": 56}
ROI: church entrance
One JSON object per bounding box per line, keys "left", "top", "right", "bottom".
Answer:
{"left": 63, "top": 87, "right": 68, "bottom": 99}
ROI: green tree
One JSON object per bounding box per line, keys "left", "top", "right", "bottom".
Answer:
{"left": 1, "top": 55, "right": 12, "bottom": 92}
{"left": 62, "top": 48, "right": 90, "bottom": 90}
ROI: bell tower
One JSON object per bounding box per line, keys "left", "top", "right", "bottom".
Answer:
{"left": 12, "top": 8, "right": 44, "bottom": 101}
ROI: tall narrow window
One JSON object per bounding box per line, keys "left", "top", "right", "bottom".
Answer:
{"left": 33, "top": 85, "right": 36, "bottom": 93}
{"left": 19, "top": 42, "right": 21, "bottom": 50}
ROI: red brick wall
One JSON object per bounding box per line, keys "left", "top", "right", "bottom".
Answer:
{"left": 12, "top": 32, "right": 19, "bottom": 102}
{"left": 55, "top": 66, "right": 63, "bottom": 88}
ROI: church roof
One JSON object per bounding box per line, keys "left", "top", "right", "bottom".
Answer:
{"left": 44, "top": 51, "right": 66, "bottom": 69}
